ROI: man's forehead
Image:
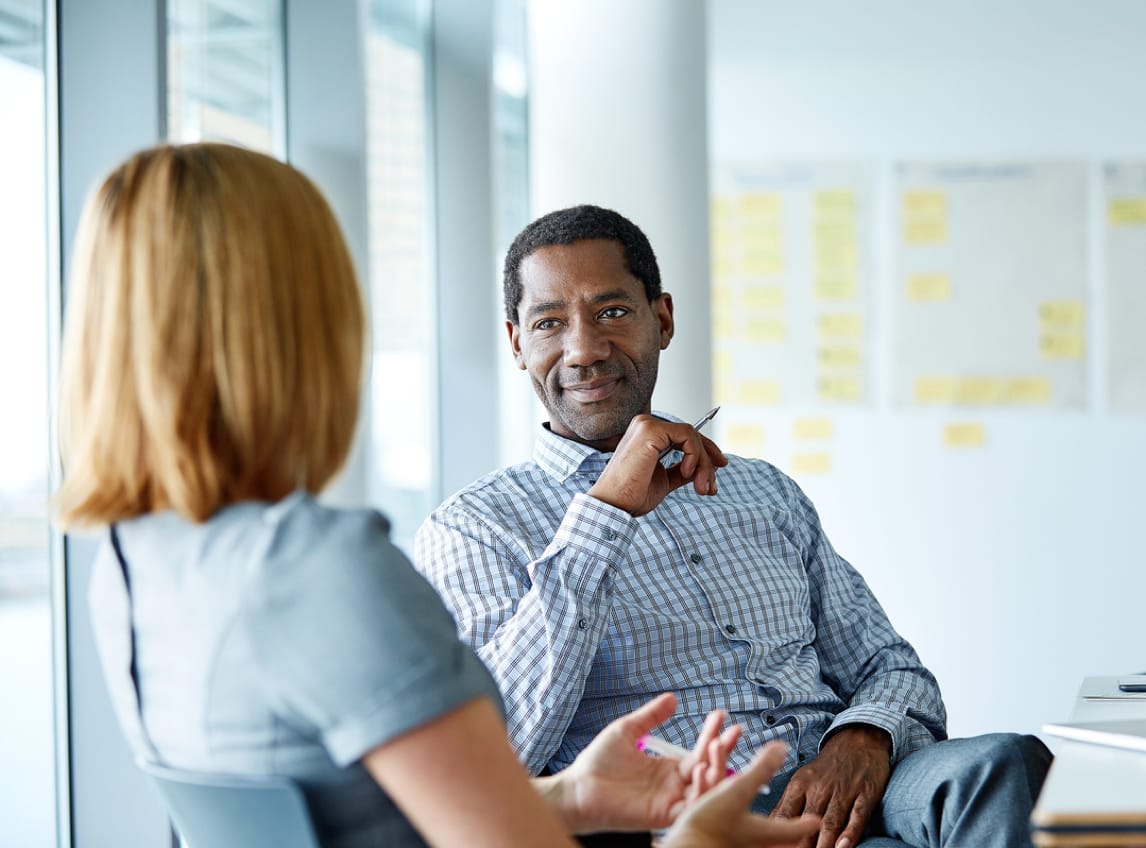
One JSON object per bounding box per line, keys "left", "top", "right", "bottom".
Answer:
{"left": 519, "top": 239, "right": 633, "bottom": 289}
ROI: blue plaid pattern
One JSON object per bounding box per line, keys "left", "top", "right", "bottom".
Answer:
{"left": 413, "top": 422, "right": 947, "bottom": 777}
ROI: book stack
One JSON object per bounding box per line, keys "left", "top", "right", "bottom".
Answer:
{"left": 1032, "top": 721, "right": 1146, "bottom": 847}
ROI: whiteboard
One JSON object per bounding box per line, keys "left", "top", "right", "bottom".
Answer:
{"left": 708, "top": 0, "right": 1146, "bottom": 739}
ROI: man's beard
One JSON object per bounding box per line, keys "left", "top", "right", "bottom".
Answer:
{"left": 541, "top": 360, "right": 659, "bottom": 446}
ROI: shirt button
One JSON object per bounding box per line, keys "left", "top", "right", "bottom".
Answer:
{"left": 577, "top": 618, "right": 589, "bottom": 630}
{"left": 689, "top": 553, "right": 702, "bottom": 564}
{"left": 765, "top": 714, "right": 777, "bottom": 725}
{"left": 605, "top": 529, "right": 617, "bottom": 541}
{"left": 724, "top": 624, "right": 737, "bottom": 635}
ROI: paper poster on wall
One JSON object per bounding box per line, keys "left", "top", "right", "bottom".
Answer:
{"left": 1104, "top": 162, "right": 1146, "bottom": 414}
{"left": 710, "top": 162, "right": 874, "bottom": 408}
{"left": 891, "top": 161, "right": 1088, "bottom": 409}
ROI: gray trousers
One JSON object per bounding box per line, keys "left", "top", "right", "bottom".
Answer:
{"left": 754, "top": 733, "right": 1053, "bottom": 848}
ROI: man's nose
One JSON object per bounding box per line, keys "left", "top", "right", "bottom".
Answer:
{"left": 563, "top": 318, "right": 610, "bottom": 368}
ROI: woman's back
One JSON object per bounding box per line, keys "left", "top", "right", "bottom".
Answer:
{"left": 90, "top": 492, "right": 502, "bottom": 847}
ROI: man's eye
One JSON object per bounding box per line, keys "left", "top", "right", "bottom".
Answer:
{"left": 599, "top": 306, "right": 628, "bottom": 319}
{"left": 533, "top": 318, "right": 562, "bottom": 331}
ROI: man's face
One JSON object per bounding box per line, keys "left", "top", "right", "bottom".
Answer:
{"left": 507, "top": 238, "right": 674, "bottom": 452}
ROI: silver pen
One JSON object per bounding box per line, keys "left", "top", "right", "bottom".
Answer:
{"left": 658, "top": 405, "right": 720, "bottom": 460}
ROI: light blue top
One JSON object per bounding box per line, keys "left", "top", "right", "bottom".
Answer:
{"left": 89, "top": 491, "right": 503, "bottom": 848}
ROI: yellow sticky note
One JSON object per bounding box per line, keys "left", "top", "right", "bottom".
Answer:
{"left": 814, "top": 190, "right": 856, "bottom": 216}
{"left": 741, "top": 246, "right": 784, "bottom": 277}
{"left": 904, "top": 217, "right": 948, "bottom": 245}
{"left": 814, "top": 218, "right": 857, "bottom": 244}
{"left": 742, "top": 226, "right": 782, "bottom": 251}
{"left": 818, "top": 345, "right": 863, "bottom": 368}
{"left": 745, "top": 319, "right": 787, "bottom": 345}
{"left": 794, "top": 418, "right": 834, "bottom": 440}
{"left": 739, "top": 380, "right": 782, "bottom": 406}
{"left": 1040, "top": 333, "right": 1085, "bottom": 360}
{"left": 714, "top": 377, "right": 734, "bottom": 404}
{"left": 815, "top": 241, "right": 859, "bottom": 273}
{"left": 724, "top": 424, "right": 766, "bottom": 457}
{"left": 819, "top": 313, "right": 863, "bottom": 338}
{"left": 944, "top": 422, "right": 986, "bottom": 448}
{"left": 816, "top": 271, "right": 858, "bottom": 301}
{"left": 743, "top": 286, "right": 785, "bottom": 310}
{"left": 914, "top": 376, "right": 957, "bottom": 405}
{"left": 907, "top": 273, "right": 952, "bottom": 301}
{"left": 1108, "top": 197, "right": 1146, "bottom": 226}
{"left": 1007, "top": 377, "right": 1052, "bottom": 405}
{"left": 791, "top": 452, "right": 832, "bottom": 475}
{"left": 712, "top": 314, "right": 733, "bottom": 341}
{"left": 902, "top": 190, "right": 947, "bottom": 217}
{"left": 955, "top": 377, "right": 1008, "bottom": 405}
{"left": 818, "top": 376, "right": 862, "bottom": 403}
{"left": 1039, "top": 301, "right": 1085, "bottom": 327}
{"left": 738, "top": 192, "right": 782, "bottom": 220}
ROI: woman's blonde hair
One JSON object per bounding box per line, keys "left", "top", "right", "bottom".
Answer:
{"left": 56, "top": 143, "right": 365, "bottom": 527}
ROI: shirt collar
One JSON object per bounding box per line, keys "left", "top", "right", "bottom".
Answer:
{"left": 532, "top": 411, "right": 683, "bottom": 482}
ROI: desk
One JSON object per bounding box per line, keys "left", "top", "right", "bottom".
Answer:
{"left": 1032, "top": 677, "right": 1146, "bottom": 846}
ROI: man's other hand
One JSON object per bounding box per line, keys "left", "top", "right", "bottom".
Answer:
{"left": 771, "top": 726, "right": 892, "bottom": 848}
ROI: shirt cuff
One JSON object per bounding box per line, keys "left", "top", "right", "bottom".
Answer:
{"left": 821, "top": 705, "right": 909, "bottom": 764}
{"left": 528, "top": 493, "right": 636, "bottom": 583}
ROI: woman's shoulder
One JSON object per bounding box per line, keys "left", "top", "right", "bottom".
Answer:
{"left": 260, "top": 491, "right": 394, "bottom": 557}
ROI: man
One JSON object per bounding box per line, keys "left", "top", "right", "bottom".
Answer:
{"left": 414, "top": 205, "right": 1051, "bottom": 848}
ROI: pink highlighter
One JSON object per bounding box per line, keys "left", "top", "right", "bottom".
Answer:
{"left": 638, "top": 733, "right": 769, "bottom": 793}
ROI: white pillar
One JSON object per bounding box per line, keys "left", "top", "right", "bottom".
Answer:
{"left": 526, "top": 0, "right": 712, "bottom": 420}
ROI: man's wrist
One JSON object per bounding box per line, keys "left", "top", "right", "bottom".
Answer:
{"left": 821, "top": 724, "right": 892, "bottom": 756}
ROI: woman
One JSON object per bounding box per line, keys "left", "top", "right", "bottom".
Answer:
{"left": 56, "top": 143, "right": 820, "bottom": 847}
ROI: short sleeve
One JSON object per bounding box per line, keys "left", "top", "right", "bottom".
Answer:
{"left": 240, "top": 503, "right": 503, "bottom": 767}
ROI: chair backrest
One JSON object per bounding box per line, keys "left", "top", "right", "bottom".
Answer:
{"left": 138, "top": 760, "right": 322, "bottom": 848}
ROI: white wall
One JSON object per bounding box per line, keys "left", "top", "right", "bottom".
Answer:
{"left": 708, "top": 0, "right": 1146, "bottom": 737}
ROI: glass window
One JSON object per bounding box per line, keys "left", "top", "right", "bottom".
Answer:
{"left": 492, "top": 0, "right": 536, "bottom": 466}
{"left": 167, "top": 0, "right": 284, "bottom": 153}
{"left": 363, "top": 0, "right": 435, "bottom": 549}
{"left": 0, "top": 0, "right": 58, "bottom": 844}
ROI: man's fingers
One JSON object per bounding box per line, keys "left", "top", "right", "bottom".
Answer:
{"left": 702, "top": 434, "right": 728, "bottom": 467}
{"left": 815, "top": 784, "right": 870, "bottom": 848}
{"left": 834, "top": 791, "right": 875, "bottom": 848}
{"left": 743, "top": 813, "right": 823, "bottom": 847}
{"left": 773, "top": 774, "right": 807, "bottom": 820}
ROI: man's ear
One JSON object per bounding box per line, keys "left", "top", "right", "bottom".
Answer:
{"left": 655, "top": 292, "right": 675, "bottom": 350}
{"left": 506, "top": 320, "right": 526, "bottom": 369}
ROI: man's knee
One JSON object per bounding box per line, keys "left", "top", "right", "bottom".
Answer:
{"left": 976, "top": 732, "right": 1053, "bottom": 795}
{"left": 888, "top": 732, "right": 1054, "bottom": 807}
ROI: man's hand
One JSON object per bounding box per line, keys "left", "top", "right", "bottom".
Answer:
{"left": 547, "top": 692, "right": 741, "bottom": 833}
{"left": 772, "top": 726, "right": 892, "bottom": 848}
{"left": 588, "top": 414, "right": 728, "bottom": 516}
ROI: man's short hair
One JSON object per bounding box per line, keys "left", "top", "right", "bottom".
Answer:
{"left": 502, "top": 204, "right": 662, "bottom": 324}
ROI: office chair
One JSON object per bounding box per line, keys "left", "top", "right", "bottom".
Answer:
{"left": 138, "top": 760, "right": 322, "bottom": 848}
